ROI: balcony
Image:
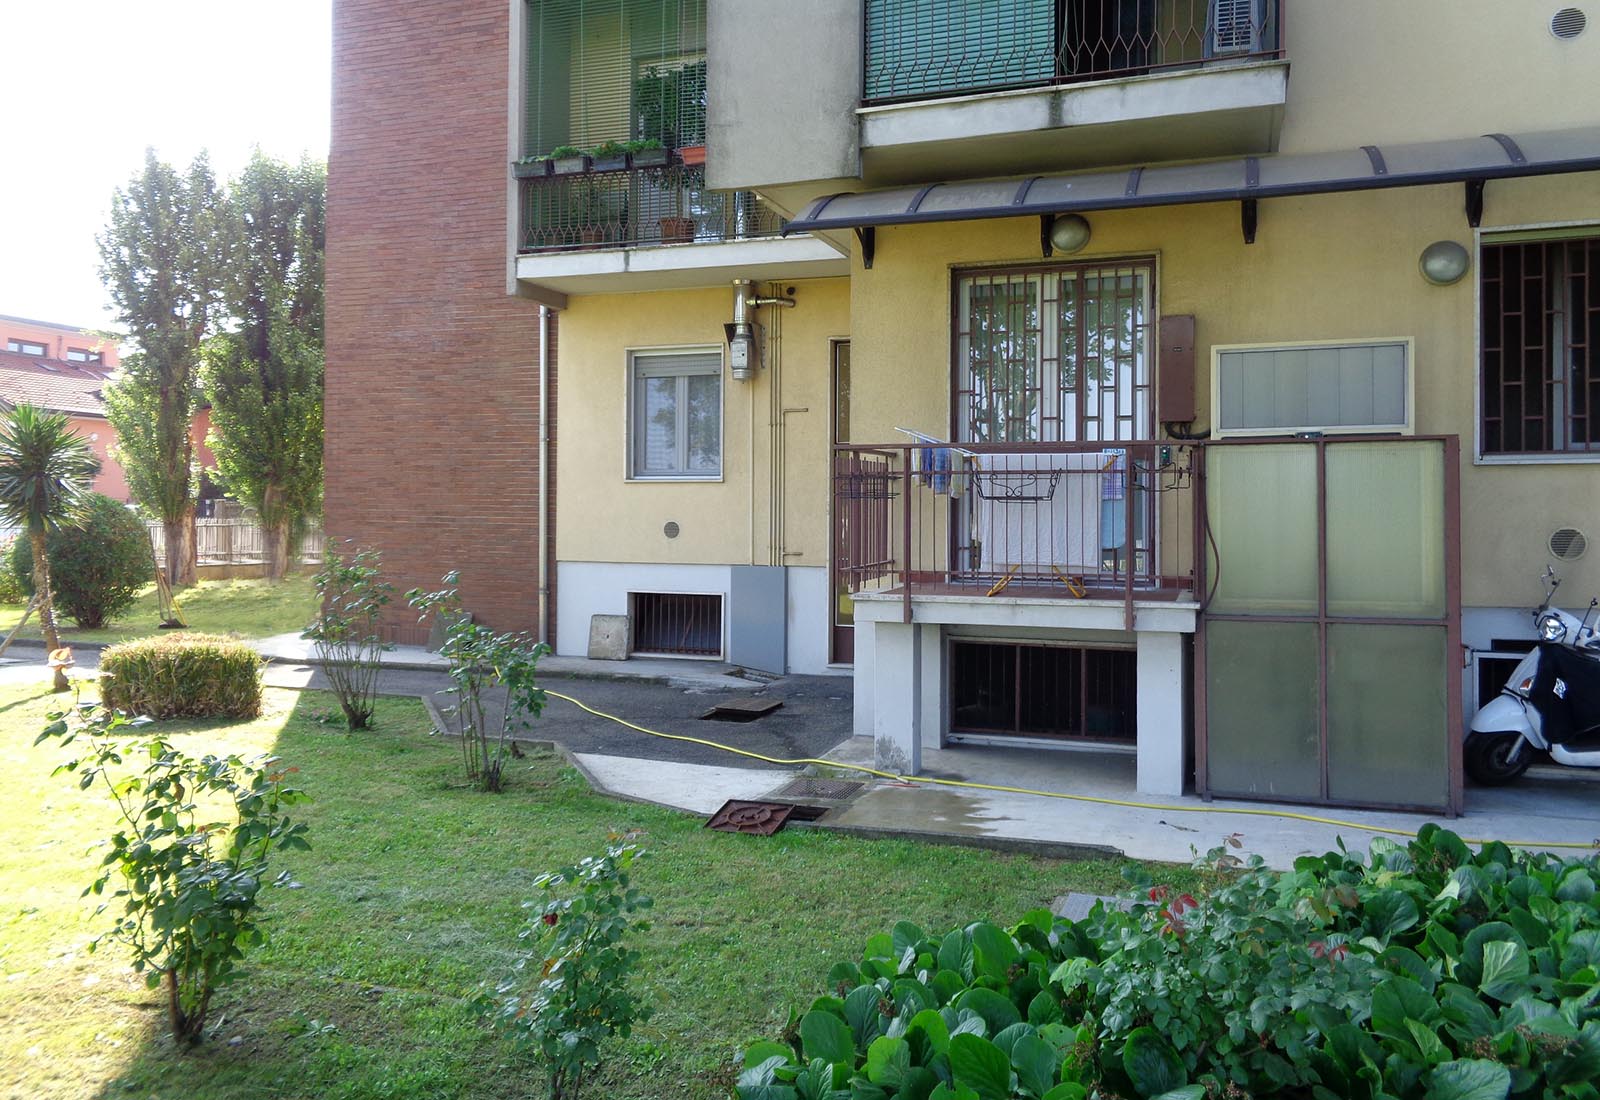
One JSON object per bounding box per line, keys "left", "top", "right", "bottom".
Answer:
{"left": 857, "top": 0, "right": 1287, "bottom": 183}
{"left": 514, "top": 161, "right": 849, "bottom": 297}
{"left": 833, "top": 441, "right": 1201, "bottom": 633}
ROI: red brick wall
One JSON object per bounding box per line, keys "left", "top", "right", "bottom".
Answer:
{"left": 327, "top": 0, "right": 550, "bottom": 642}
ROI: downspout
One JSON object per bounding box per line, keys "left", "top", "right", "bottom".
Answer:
{"left": 538, "top": 304, "right": 551, "bottom": 646}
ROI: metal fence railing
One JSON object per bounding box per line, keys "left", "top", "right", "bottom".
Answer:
{"left": 832, "top": 441, "right": 1200, "bottom": 628}
{"left": 864, "top": 0, "right": 1283, "bottom": 103}
{"left": 518, "top": 163, "right": 785, "bottom": 253}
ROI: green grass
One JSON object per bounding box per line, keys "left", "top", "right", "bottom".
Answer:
{"left": 0, "top": 684, "right": 1196, "bottom": 1100}
{"left": 0, "top": 574, "right": 317, "bottom": 646}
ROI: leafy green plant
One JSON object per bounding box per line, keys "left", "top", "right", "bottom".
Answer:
{"left": 590, "top": 140, "right": 629, "bottom": 158}
{"left": 632, "top": 60, "right": 706, "bottom": 147}
{"left": 11, "top": 492, "right": 150, "bottom": 628}
{"left": 0, "top": 536, "right": 24, "bottom": 605}
{"left": 622, "top": 139, "right": 664, "bottom": 154}
{"left": 484, "top": 841, "right": 654, "bottom": 1100}
{"left": 549, "top": 145, "right": 584, "bottom": 159}
{"left": 407, "top": 572, "right": 548, "bottom": 791}
{"left": 303, "top": 544, "right": 393, "bottom": 729}
{"left": 99, "top": 632, "right": 264, "bottom": 719}
{"left": 738, "top": 827, "right": 1600, "bottom": 1099}
{"left": 38, "top": 699, "right": 310, "bottom": 1045}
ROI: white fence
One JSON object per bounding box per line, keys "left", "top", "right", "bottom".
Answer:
{"left": 148, "top": 518, "right": 325, "bottom": 567}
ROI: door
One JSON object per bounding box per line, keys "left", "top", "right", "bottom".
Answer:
{"left": 830, "top": 340, "right": 854, "bottom": 664}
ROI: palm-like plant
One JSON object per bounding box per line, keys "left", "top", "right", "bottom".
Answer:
{"left": 0, "top": 405, "right": 98, "bottom": 691}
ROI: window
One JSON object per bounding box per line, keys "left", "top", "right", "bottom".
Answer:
{"left": 629, "top": 350, "right": 721, "bottom": 478}
{"left": 6, "top": 339, "right": 46, "bottom": 356}
{"left": 1480, "top": 231, "right": 1599, "bottom": 456}
{"left": 65, "top": 347, "right": 102, "bottom": 364}
{"left": 1213, "top": 339, "right": 1411, "bottom": 437}
{"left": 955, "top": 261, "right": 1153, "bottom": 443}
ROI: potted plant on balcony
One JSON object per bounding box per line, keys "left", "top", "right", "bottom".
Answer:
{"left": 549, "top": 145, "right": 590, "bottom": 175}
{"left": 590, "top": 140, "right": 631, "bottom": 173}
{"left": 574, "top": 178, "right": 626, "bottom": 248}
{"left": 512, "top": 155, "right": 552, "bottom": 179}
{"left": 624, "top": 139, "right": 669, "bottom": 168}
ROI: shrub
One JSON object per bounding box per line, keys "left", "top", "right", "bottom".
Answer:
{"left": 11, "top": 492, "right": 150, "bottom": 627}
{"left": 484, "top": 842, "right": 653, "bottom": 1100}
{"left": 0, "top": 537, "right": 24, "bottom": 605}
{"left": 99, "top": 632, "right": 263, "bottom": 719}
{"left": 303, "top": 544, "right": 393, "bottom": 729}
{"left": 737, "top": 826, "right": 1600, "bottom": 1100}
{"left": 39, "top": 699, "right": 310, "bottom": 1045}
{"left": 408, "top": 572, "right": 548, "bottom": 791}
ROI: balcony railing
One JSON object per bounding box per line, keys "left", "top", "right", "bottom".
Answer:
{"left": 833, "top": 441, "right": 1201, "bottom": 627}
{"left": 517, "top": 163, "right": 785, "bottom": 254}
{"left": 863, "top": 0, "right": 1283, "bottom": 104}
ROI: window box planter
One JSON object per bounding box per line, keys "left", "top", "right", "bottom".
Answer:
{"left": 591, "top": 152, "right": 630, "bottom": 172}
{"left": 659, "top": 216, "right": 696, "bottom": 244}
{"left": 677, "top": 144, "right": 707, "bottom": 167}
{"left": 552, "top": 154, "right": 591, "bottom": 176}
{"left": 512, "top": 159, "right": 552, "bottom": 179}
{"left": 630, "top": 147, "right": 670, "bottom": 168}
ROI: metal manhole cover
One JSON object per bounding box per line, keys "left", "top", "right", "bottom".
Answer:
{"left": 700, "top": 697, "right": 783, "bottom": 722}
{"left": 705, "top": 800, "right": 796, "bottom": 836}
{"left": 769, "top": 777, "right": 866, "bottom": 801}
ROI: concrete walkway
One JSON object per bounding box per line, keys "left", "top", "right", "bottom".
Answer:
{"left": 20, "top": 638, "right": 1599, "bottom": 869}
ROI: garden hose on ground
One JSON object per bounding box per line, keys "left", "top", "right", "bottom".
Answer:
{"left": 544, "top": 689, "right": 1600, "bottom": 853}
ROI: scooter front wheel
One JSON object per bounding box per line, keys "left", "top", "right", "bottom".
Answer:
{"left": 1465, "top": 732, "right": 1533, "bottom": 786}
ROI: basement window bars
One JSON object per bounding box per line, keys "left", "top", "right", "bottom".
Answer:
{"left": 1480, "top": 232, "right": 1600, "bottom": 456}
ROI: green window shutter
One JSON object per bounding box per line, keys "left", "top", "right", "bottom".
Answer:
{"left": 865, "top": 0, "right": 1056, "bottom": 101}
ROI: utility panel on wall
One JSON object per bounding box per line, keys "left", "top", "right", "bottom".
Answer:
{"left": 1158, "top": 314, "right": 1197, "bottom": 424}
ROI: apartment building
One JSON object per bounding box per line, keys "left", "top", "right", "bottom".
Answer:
{"left": 326, "top": 0, "right": 1600, "bottom": 813}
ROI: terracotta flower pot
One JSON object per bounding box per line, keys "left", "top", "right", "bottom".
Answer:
{"left": 659, "top": 216, "right": 696, "bottom": 244}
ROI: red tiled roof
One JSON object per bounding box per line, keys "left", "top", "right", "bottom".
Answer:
{"left": 0, "top": 350, "right": 111, "bottom": 417}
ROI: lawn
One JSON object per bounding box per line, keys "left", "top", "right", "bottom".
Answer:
{"left": 0, "top": 574, "right": 317, "bottom": 646}
{"left": 0, "top": 682, "right": 1196, "bottom": 1100}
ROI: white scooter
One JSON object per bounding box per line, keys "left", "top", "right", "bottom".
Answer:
{"left": 1466, "top": 568, "right": 1600, "bottom": 785}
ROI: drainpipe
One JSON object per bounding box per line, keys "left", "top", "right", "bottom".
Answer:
{"left": 538, "top": 304, "right": 551, "bottom": 646}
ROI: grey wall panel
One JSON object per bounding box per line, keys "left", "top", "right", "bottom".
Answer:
{"left": 730, "top": 565, "right": 788, "bottom": 674}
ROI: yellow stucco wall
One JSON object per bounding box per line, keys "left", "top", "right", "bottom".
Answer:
{"left": 1281, "top": 1, "right": 1600, "bottom": 153}
{"left": 846, "top": 172, "right": 1600, "bottom": 607}
{"left": 556, "top": 276, "right": 850, "bottom": 568}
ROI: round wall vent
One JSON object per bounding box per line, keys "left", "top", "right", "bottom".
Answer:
{"left": 663, "top": 521, "right": 680, "bottom": 539}
{"left": 1552, "top": 7, "right": 1587, "bottom": 38}
{"left": 1550, "top": 526, "right": 1588, "bottom": 561}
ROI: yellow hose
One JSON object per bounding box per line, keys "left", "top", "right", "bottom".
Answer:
{"left": 546, "top": 690, "right": 1600, "bottom": 852}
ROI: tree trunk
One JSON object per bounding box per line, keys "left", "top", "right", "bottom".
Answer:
{"left": 264, "top": 516, "right": 291, "bottom": 582}
{"left": 30, "top": 532, "right": 68, "bottom": 692}
{"left": 164, "top": 969, "right": 211, "bottom": 1046}
{"left": 165, "top": 507, "right": 199, "bottom": 586}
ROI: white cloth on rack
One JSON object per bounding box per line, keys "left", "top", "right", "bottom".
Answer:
{"left": 968, "top": 451, "right": 1107, "bottom": 574}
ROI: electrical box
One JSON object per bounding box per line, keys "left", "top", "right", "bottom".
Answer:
{"left": 1157, "top": 314, "right": 1197, "bottom": 424}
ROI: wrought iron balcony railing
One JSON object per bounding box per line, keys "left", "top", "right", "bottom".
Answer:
{"left": 517, "top": 163, "right": 785, "bottom": 254}
{"left": 863, "top": 0, "right": 1283, "bottom": 104}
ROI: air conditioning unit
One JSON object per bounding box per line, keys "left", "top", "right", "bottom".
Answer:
{"left": 1208, "top": 0, "right": 1265, "bottom": 56}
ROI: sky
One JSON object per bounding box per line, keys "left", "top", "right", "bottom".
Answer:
{"left": 0, "top": 1, "right": 332, "bottom": 335}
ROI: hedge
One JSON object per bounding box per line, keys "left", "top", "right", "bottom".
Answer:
{"left": 737, "top": 826, "right": 1600, "bottom": 1100}
{"left": 99, "top": 632, "right": 263, "bottom": 719}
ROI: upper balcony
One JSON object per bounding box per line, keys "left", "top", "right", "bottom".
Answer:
{"left": 515, "top": 0, "right": 847, "bottom": 299}
{"left": 857, "top": 0, "right": 1288, "bottom": 184}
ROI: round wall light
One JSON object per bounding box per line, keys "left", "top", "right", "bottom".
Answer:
{"left": 1419, "top": 240, "right": 1470, "bottom": 286}
{"left": 1049, "top": 213, "right": 1092, "bottom": 254}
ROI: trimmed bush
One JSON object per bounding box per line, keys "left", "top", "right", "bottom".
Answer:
{"left": 0, "top": 538, "right": 25, "bottom": 605}
{"left": 12, "top": 493, "right": 151, "bottom": 627}
{"left": 738, "top": 826, "right": 1600, "bottom": 1100}
{"left": 99, "top": 632, "right": 263, "bottom": 719}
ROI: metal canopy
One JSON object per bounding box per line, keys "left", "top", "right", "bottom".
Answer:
{"left": 782, "top": 128, "right": 1600, "bottom": 240}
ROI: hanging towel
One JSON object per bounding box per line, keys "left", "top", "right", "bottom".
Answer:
{"left": 1100, "top": 449, "right": 1127, "bottom": 551}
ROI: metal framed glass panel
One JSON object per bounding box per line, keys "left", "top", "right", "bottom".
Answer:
{"left": 629, "top": 350, "right": 722, "bottom": 478}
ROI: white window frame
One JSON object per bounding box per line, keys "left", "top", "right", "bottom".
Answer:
{"left": 1210, "top": 337, "right": 1415, "bottom": 439}
{"left": 1474, "top": 220, "right": 1600, "bottom": 466}
{"left": 626, "top": 346, "right": 724, "bottom": 481}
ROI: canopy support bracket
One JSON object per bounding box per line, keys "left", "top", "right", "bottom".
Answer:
{"left": 855, "top": 226, "right": 875, "bottom": 269}
{"left": 1465, "top": 179, "right": 1485, "bottom": 228}
{"left": 1240, "top": 198, "right": 1258, "bottom": 244}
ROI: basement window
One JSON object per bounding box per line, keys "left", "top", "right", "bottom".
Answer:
{"left": 630, "top": 592, "right": 722, "bottom": 657}
{"left": 950, "top": 640, "right": 1135, "bottom": 740}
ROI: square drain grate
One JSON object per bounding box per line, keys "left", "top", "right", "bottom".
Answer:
{"left": 769, "top": 777, "right": 866, "bottom": 801}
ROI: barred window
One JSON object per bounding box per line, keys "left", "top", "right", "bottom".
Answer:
{"left": 1481, "top": 233, "right": 1599, "bottom": 456}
